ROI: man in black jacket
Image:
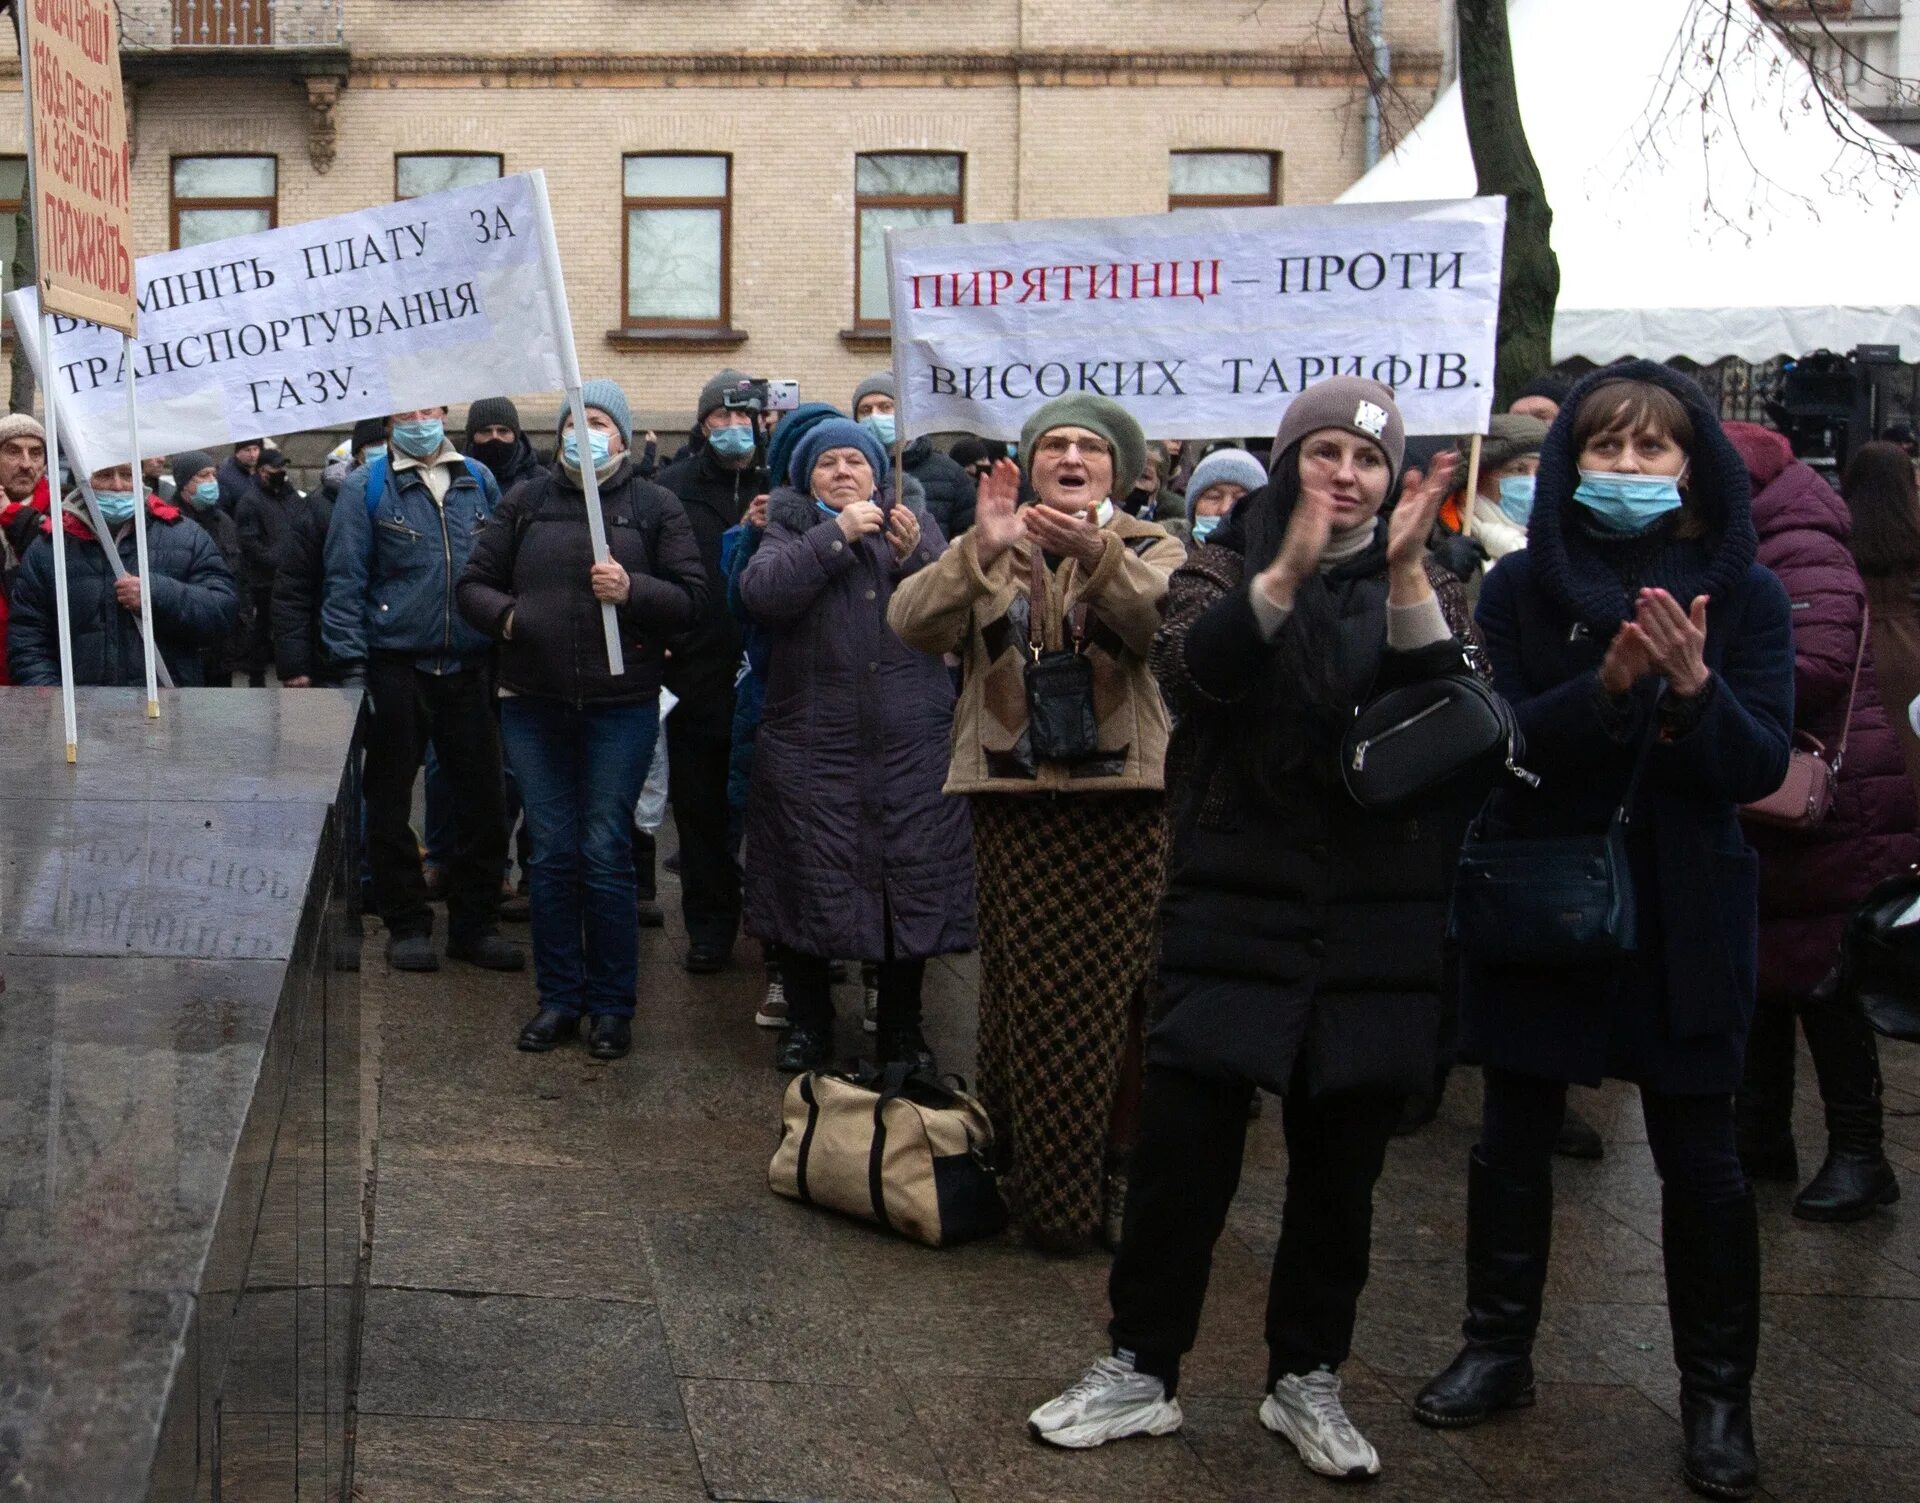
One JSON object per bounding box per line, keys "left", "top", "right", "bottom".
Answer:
{"left": 655, "top": 368, "right": 766, "bottom": 972}
{"left": 236, "top": 447, "right": 299, "bottom": 685}
{"left": 276, "top": 418, "right": 384, "bottom": 687}
{"left": 463, "top": 397, "right": 548, "bottom": 493}
{"left": 852, "top": 371, "right": 976, "bottom": 536}
{"left": 217, "top": 437, "right": 263, "bottom": 517}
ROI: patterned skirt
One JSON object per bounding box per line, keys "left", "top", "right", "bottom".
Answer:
{"left": 970, "top": 790, "right": 1168, "bottom": 1249}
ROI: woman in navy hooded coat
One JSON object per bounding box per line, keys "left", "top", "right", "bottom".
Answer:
{"left": 1414, "top": 364, "right": 1793, "bottom": 1503}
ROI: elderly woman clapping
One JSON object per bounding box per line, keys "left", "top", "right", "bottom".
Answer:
{"left": 737, "top": 418, "right": 976, "bottom": 1075}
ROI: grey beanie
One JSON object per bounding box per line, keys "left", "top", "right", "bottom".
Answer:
{"left": 1183, "top": 448, "right": 1269, "bottom": 524}
{"left": 697, "top": 367, "right": 751, "bottom": 424}
{"left": 0, "top": 412, "right": 45, "bottom": 447}
{"left": 171, "top": 450, "right": 217, "bottom": 494}
{"left": 852, "top": 370, "right": 896, "bottom": 414}
{"left": 1459, "top": 412, "right": 1548, "bottom": 473}
{"left": 1272, "top": 375, "right": 1407, "bottom": 483}
{"left": 1019, "top": 394, "right": 1148, "bottom": 499}
{"left": 557, "top": 378, "right": 634, "bottom": 448}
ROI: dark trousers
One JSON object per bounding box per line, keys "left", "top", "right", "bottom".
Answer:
{"left": 1481, "top": 1067, "right": 1746, "bottom": 1201}
{"left": 1108, "top": 1062, "right": 1401, "bottom": 1395}
{"left": 364, "top": 657, "right": 507, "bottom": 942}
{"left": 247, "top": 587, "right": 274, "bottom": 686}
{"left": 666, "top": 714, "right": 740, "bottom": 952}
{"left": 784, "top": 952, "right": 925, "bottom": 1032}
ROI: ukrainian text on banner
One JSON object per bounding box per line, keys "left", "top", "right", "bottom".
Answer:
{"left": 888, "top": 197, "right": 1507, "bottom": 441}
{"left": 5, "top": 172, "right": 569, "bottom": 474}
{"left": 20, "top": 0, "right": 137, "bottom": 333}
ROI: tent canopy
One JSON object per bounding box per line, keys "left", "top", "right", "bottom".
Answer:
{"left": 1339, "top": 0, "right": 1920, "bottom": 364}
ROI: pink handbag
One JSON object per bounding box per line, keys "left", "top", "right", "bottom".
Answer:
{"left": 1741, "top": 609, "right": 1868, "bottom": 831}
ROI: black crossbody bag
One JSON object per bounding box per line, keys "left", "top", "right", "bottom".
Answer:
{"left": 1450, "top": 697, "right": 1661, "bottom": 967}
{"left": 1023, "top": 546, "right": 1100, "bottom": 763}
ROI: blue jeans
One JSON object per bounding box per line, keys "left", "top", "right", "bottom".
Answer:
{"left": 500, "top": 696, "right": 660, "bottom": 1018}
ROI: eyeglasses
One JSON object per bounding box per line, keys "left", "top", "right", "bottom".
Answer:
{"left": 1036, "top": 435, "right": 1112, "bottom": 459}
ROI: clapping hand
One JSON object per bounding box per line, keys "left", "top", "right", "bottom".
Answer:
{"left": 972, "top": 459, "right": 1027, "bottom": 566}
{"left": 836, "top": 501, "right": 886, "bottom": 542}
{"left": 1599, "top": 590, "right": 1710, "bottom": 698}
{"left": 1253, "top": 488, "right": 1337, "bottom": 612}
{"left": 1023, "top": 502, "right": 1105, "bottom": 565}
{"left": 1387, "top": 453, "right": 1458, "bottom": 575}
{"left": 885, "top": 505, "right": 921, "bottom": 562}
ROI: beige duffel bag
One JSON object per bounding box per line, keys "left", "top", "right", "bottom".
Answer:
{"left": 769, "top": 1062, "right": 1007, "bottom": 1247}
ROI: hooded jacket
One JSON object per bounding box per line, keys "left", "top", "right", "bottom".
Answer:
{"left": 6, "top": 495, "right": 238, "bottom": 687}
{"left": 1464, "top": 361, "right": 1795, "bottom": 1095}
{"left": 456, "top": 458, "right": 708, "bottom": 707}
{"left": 1723, "top": 422, "right": 1920, "bottom": 999}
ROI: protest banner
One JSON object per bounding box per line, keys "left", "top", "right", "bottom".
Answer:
{"left": 5, "top": 171, "right": 574, "bottom": 474}
{"left": 887, "top": 197, "right": 1507, "bottom": 442}
{"left": 18, "top": 0, "right": 135, "bottom": 333}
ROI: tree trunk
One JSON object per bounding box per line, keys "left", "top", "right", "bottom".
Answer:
{"left": 1457, "top": 0, "right": 1560, "bottom": 408}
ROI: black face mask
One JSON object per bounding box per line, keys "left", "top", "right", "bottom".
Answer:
{"left": 469, "top": 438, "right": 518, "bottom": 476}
{"left": 261, "top": 472, "right": 288, "bottom": 494}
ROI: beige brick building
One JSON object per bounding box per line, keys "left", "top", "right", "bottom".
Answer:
{"left": 2, "top": 0, "right": 1445, "bottom": 432}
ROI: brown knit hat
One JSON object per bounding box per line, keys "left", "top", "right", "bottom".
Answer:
{"left": 1457, "top": 412, "right": 1548, "bottom": 472}
{"left": 0, "top": 412, "right": 46, "bottom": 447}
{"left": 1272, "top": 376, "right": 1406, "bottom": 484}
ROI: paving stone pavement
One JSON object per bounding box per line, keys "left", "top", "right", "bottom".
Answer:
{"left": 347, "top": 894, "right": 1920, "bottom": 1503}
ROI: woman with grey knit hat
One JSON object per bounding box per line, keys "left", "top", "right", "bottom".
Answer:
{"left": 1029, "top": 376, "right": 1472, "bottom": 1484}
{"left": 1165, "top": 447, "right": 1267, "bottom": 548}
{"left": 890, "top": 392, "right": 1185, "bottom": 1254}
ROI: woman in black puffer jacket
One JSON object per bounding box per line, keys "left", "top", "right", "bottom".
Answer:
{"left": 458, "top": 380, "right": 708, "bottom": 1061}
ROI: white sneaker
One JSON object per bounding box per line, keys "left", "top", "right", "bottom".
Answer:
{"left": 862, "top": 966, "right": 879, "bottom": 1034}
{"left": 1028, "top": 1355, "right": 1183, "bottom": 1450}
{"left": 754, "top": 979, "right": 787, "bottom": 1028}
{"left": 1260, "top": 1370, "right": 1380, "bottom": 1480}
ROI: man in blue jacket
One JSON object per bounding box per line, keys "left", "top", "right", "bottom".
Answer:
{"left": 322, "top": 405, "right": 522, "bottom": 974}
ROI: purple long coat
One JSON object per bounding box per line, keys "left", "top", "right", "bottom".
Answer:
{"left": 737, "top": 486, "right": 976, "bottom": 962}
{"left": 1728, "top": 424, "right": 1920, "bottom": 1001}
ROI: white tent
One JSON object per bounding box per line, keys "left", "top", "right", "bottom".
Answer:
{"left": 1339, "top": 0, "right": 1920, "bottom": 364}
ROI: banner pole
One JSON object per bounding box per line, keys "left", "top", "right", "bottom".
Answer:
{"left": 123, "top": 334, "right": 159, "bottom": 717}
{"left": 526, "top": 171, "right": 623, "bottom": 677}
{"left": 1460, "top": 431, "right": 1483, "bottom": 543}
{"left": 41, "top": 311, "right": 79, "bottom": 762}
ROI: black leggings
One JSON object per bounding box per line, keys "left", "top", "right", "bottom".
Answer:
{"left": 783, "top": 952, "right": 925, "bottom": 1033}
{"left": 1481, "top": 1067, "right": 1746, "bottom": 1201}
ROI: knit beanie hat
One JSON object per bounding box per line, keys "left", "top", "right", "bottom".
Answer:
{"left": 766, "top": 402, "right": 847, "bottom": 495}
{"left": 171, "top": 450, "right": 217, "bottom": 494}
{"left": 1271, "top": 376, "right": 1406, "bottom": 484}
{"left": 852, "top": 370, "right": 896, "bottom": 414}
{"left": 1460, "top": 412, "right": 1548, "bottom": 474}
{"left": 258, "top": 447, "right": 288, "bottom": 470}
{"left": 350, "top": 417, "right": 388, "bottom": 455}
{"left": 1183, "top": 448, "right": 1269, "bottom": 524}
{"left": 465, "top": 396, "right": 522, "bottom": 439}
{"left": 0, "top": 412, "right": 45, "bottom": 447}
{"left": 1514, "top": 371, "right": 1573, "bottom": 406}
{"left": 698, "top": 367, "right": 751, "bottom": 424}
{"left": 949, "top": 436, "right": 1000, "bottom": 472}
{"left": 1019, "top": 394, "right": 1148, "bottom": 499}
{"left": 556, "top": 378, "right": 634, "bottom": 449}
{"left": 790, "top": 417, "right": 891, "bottom": 494}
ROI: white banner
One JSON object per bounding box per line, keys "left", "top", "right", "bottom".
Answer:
{"left": 6, "top": 171, "right": 571, "bottom": 474}
{"left": 888, "top": 197, "right": 1507, "bottom": 441}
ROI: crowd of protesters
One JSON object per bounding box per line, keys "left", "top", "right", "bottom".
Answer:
{"left": 7, "top": 356, "right": 1920, "bottom": 1503}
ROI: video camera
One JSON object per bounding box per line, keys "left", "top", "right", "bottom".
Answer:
{"left": 721, "top": 378, "right": 801, "bottom": 414}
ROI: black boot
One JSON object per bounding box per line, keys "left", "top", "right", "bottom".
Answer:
{"left": 1735, "top": 997, "right": 1799, "bottom": 1183}
{"left": 1414, "top": 1151, "right": 1551, "bottom": 1427}
{"left": 1794, "top": 992, "right": 1899, "bottom": 1221}
{"left": 1664, "top": 1188, "right": 1760, "bottom": 1501}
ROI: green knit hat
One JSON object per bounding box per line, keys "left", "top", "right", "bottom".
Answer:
{"left": 1019, "top": 395, "right": 1147, "bottom": 500}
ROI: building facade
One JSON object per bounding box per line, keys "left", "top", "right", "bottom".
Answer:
{"left": 2, "top": 1, "right": 1445, "bottom": 431}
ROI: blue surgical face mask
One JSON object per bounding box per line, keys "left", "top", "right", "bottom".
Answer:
{"left": 709, "top": 424, "right": 756, "bottom": 460}
{"left": 190, "top": 479, "right": 221, "bottom": 507}
{"left": 1191, "top": 514, "right": 1223, "bottom": 542}
{"left": 1571, "top": 470, "right": 1685, "bottom": 532}
{"left": 562, "top": 427, "right": 613, "bottom": 473}
{"left": 94, "top": 489, "right": 138, "bottom": 525}
{"left": 861, "top": 413, "right": 897, "bottom": 449}
{"left": 1496, "top": 474, "right": 1536, "bottom": 526}
{"left": 391, "top": 418, "right": 445, "bottom": 459}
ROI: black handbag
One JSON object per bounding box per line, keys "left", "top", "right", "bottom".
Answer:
{"left": 1449, "top": 706, "right": 1659, "bottom": 967}
{"left": 1841, "top": 868, "right": 1920, "bottom": 1043}
{"left": 1023, "top": 546, "right": 1099, "bottom": 763}
{"left": 1341, "top": 672, "right": 1535, "bottom": 815}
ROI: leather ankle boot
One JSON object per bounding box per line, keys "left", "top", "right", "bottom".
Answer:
{"left": 1794, "top": 992, "right": 1899, "bottom": 1221}
{"left": 1735, "top": 997, "right": 1799, "bottom": 1182}
{"left": 1664, "top": 1188, "right": 1760, "bottom": 1500}
{"left": 1414, "top": 1151, "right": 1551, "bottom": 1428}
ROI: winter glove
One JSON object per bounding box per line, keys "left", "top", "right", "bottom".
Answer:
{"left": 1430, "top": 533, "right": 1488, "bottom": 583}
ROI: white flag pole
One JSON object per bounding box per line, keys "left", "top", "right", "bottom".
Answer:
{"left": 41, "top": 310, "right": 79, "bottom": 762}
{"left": 124, "top": 335, "right": 159, "bottom": 717}
{"left": 527, "top": 171, "right": 623, "bottom": 677}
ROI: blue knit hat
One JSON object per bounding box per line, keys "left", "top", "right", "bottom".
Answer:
{"left": 556, "top": 378, "right": 633, "bottom": 449}
{"left": 766, "top": 402, "right": 847, "bottom": 496}
{"left": 1184, "top": 448, "right": 1268, "bottom": 525}
{"left": 790, "top": 417, "right": 890, "bottom": 494}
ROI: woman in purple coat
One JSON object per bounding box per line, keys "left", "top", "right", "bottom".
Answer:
{"left": 1726, "top": 423, "right": 1913, "bottom": 1222}
{"left": 738, "top": 418, "right": 976, "bottom": 1075}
